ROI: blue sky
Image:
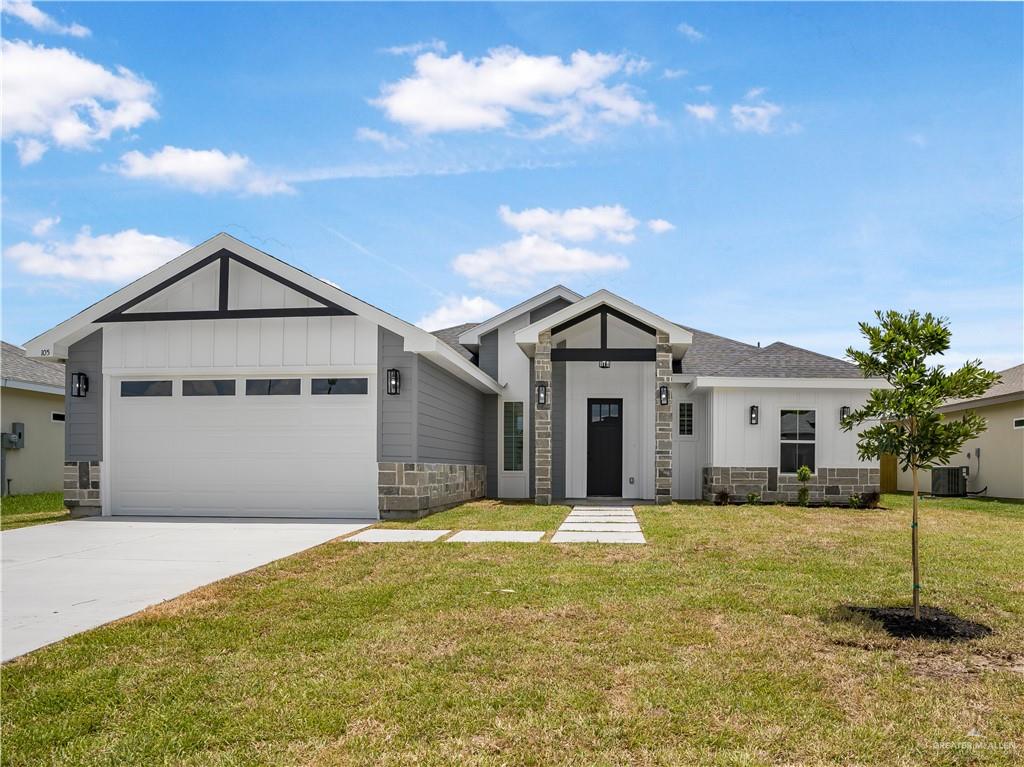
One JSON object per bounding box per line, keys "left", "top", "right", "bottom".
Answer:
{"left": 3, "top": 1, "right": 1022, "bottom": 370}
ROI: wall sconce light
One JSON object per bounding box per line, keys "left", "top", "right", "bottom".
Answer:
{"left": 658, "top": 385, "right": 669, "bottom": 406}
{"left": 598, "top": 360, "right": 611, "bottom": 369}
{"left": 70, "top": 372, "right": 89, "bottom": 398}
{"left": 386, "top": 368, "right": 401, "bottom": 396}
{"left": 536, "top": 381, "right": 548, "bottom": 406}
{"left": 839, "top": 405, "right": 851, "bottom": 422}
{"left": 749, "top": 405, "right": 759, "bottom": 425}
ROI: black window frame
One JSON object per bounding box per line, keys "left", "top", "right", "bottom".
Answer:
{"left": 183, "top": 379, "right": 236, "bottom": 397}
{"left": 503, "top": 401, "right": 524, "bottom": 472}
{"left": 780, "top": 408, "right": 816, "bottom": 473}
{"left": 311, "top": 377, "right": 368, "bottom": 395}
{"left": 51, "top": 411, "right": 66, "bottom": 422}
{"left": 120, "top": 380, "right": 172, "bottom": 397}
{"left": 245, "top": 378, "right": 301, "bottom": 396}
{"left": 678, "top": 401, "right": 694, "bottom": 436}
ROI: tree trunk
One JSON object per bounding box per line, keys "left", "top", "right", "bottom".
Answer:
{"left": 911, "top": 467, "right": 921, "bottom": 621}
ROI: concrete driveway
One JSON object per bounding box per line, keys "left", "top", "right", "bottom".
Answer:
{"left": 1, "top": 516, "right": 369, "bottom": 662}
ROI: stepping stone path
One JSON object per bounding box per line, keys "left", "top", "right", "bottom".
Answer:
{"left": 551, "top": 506, "right": 646, "bottom": 544}
{"left": 343, "top": 506, "right": 646, "bottom": 544}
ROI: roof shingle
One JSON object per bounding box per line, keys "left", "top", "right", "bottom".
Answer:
{"left": 1, "top": 342, "right": 65, "bottom": 389}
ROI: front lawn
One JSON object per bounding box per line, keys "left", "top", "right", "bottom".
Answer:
{"left": 2, "top": 495, "right": 1022, "bottom": 765}
{"left": 1, "top": 491, "right": 69, "bottom": 531}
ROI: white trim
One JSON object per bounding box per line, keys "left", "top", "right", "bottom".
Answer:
{"left": 676, "top": 400, "right": 696, "bottom": 442}
{"left": 457, "top": 285, "right": 582, "bottom": 347}
{"left": 514, "top": 289, "right": 693, "bottom": 358}
{"left": 1, "top": 379, "right": 64, "bottom": 396}
{"left": 23, "top": 233, "right": 502, "bottom": 395}
{"left": 101, "top": 372, "right": 111, "bottom": 516}
{"left": 691, "top": 376, "right": 887, "bottom": 390}
{"left": 938, "top": 391, "right": 1024, "bottom": 413}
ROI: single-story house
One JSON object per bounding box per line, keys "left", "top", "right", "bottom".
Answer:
{"left": 25, "top": 233, "right": 882, "bottom": 519}
{"left": 1, "top": 341, "right": 66, "bottom": 495}
{"left": 896, "top": 363, "right": 1023, "bottom": 500}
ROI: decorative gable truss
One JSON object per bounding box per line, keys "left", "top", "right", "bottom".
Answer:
{"left": 97, "top": 249, "right": 354, "bottom": 323}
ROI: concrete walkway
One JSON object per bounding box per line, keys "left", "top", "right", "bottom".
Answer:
{"left": 1, "top": 517, "right": 369, "bottom": 662}
{"left": 551, "top": 506, "right": 646, "bottom": 544}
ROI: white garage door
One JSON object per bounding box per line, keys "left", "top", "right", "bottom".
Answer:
{"left": 110, "top": 376, "right": 378, "bottom": 518}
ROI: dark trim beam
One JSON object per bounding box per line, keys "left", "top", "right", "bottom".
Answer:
{"left": 551, "top": 348, "right": 656, "bottom": 362}
{"left": 549, "top": 304, "right": 656, "bottom": 338}
{"left": 97, "top": 248, "right": 355, "bottom": 322}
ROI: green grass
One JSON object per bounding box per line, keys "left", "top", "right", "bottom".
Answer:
{"left": 1, "top": 491, "right": 69, "bottom": 531}
{"left": 2, "top": 495, "right": 1022, "bottom": 765}
{"left": 377, "top": 500, "right": 570, "bottom": 530}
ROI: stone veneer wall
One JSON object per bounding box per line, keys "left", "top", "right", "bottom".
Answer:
{"left": 703, "top": 466, "right": 880, "bottom": 504}
{"left": 378, "top": 462, "right": 487, "bottom": 519}
{"left": 654, "top": 331, "right": 673, "bottom": 504}
{"left": 64, "top": 460, "right": 100, "bottom": 515}
{"left": 533, "top": 329, "right": 553, "bottom": 505}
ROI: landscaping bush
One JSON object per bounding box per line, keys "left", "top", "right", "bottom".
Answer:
{"left": 848, "top": 493, "right": 864, "bottom": 509}
{"left": 796, "top": 465, "right": 812, "bottom": 507}
{"left": 746, "top": 491, "right": 761, "bottom": 505}
{"left": 714, "top": 488, "right": 731, "bottom": 506}
{"left": 861, "top": 490, "right": 881, "bottom": 508}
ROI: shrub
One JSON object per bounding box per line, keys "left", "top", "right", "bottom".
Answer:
{"left": 861, "top": 490, "right": 881, "bottom": 509}
{"left": 796, "top": 465, "right": 812, "bottom": 507}
{"left": 746, "top": 491, "right": 761, "bottom": 504}
{"left": 848, "top": 493, "right": 864, "bottom": 509}
{"left": 714, "top": 488, "right": 731, "bottom": 506}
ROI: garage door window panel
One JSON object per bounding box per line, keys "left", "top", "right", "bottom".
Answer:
{"left": 183, "top": 379, "right": 236, "bottom": 396}
{"left": 246, "top": 379, "right": 301, "bottom": 396}
{"left": 121, "top": 380, "right": 172, "bottom": 397}
{"left": 311, "top": 378, "right": 368, "bottom": 395}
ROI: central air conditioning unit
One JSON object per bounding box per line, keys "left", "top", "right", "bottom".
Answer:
{"left": 931, "top": 466, "right": 968, "bottom": 497}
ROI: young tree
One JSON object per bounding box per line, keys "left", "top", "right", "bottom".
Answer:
{"left": 842, "top": 310, "right": 999, "bottom": 620}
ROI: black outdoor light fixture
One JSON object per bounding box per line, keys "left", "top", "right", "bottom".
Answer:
{"left": 598, "top": 360, "right": 611, "bottom": 369}
{"left": 385, "top": 368, "right": 401, "bottom": 396}
{"left": 840, "top": 405, "right": 851, "bottom": 422}
{"left": 659, "top": 385, "right": 669, "bottom": 406}
{"left": 749, "top": 405, "right": 759, "bottom": 425}
{"left": 70, "top": 372, "right": 89, "bottom": 398}
{"left": 536, "top": 381, "right": 548, "bottom": 406}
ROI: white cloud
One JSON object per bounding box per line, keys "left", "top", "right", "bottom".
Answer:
{"left": 499, "top": 204, "right": 639, "bottom": 244}
{"left": 1, "top": 0, "right": 89, "bottom": 37}
{"left": 417, "top": 295, "right": 502, "bottom": 330}
{"left": 662, "top": 68, "right": 688, "bottom": 80}
{"left": 1, "top": 40, "right": 157, "bottom": 163}
{"left": 114, "top": 146, "right": 293, "bottom": 196}
{"left": 745, "top": 86, "right": 767, "bottom": 100}
{"left": 907, "top": 133, "right": 928, "bottom": 148}
{"left": 677, "top": 23, "right": 705, "bottom": 42}
{"left": 373, "top": 46, "right": 656, "bottom": 141}
{"left": 453, "top": 234, "right": 628, "bottom": 292}
{"left": 685, "top": 103, "right": 717, "bottom": 122}
{"left": 4, "top": 227, "right": 190, "bottom": 282}
{"left": 647, "top": 219, "right": 675, "bottom": 234}
{"left": 31, "top": 216, "right": 60, "bottom": 237}
{"left": 381, "top": 39, "right": 447, "bottom": 56}
{"left": 355, "top": 127, "right": 407, "bottom": 152}
{"left": 730, "top": 100, "right": 783, "bottom": 134}
{"left": 695, "top": 84, "right": 713, "bottom": 94}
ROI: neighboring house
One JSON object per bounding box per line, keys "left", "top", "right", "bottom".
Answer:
{"left": 896, "top": 364, "right": 1024, "bottom": 500}
{"left": 1, "top": 342, "right": 66, "bottom": 495}
{"left": 25, "top": 233, "right": 882, "bottom": 519}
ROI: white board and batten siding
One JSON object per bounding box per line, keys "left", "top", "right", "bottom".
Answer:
{"left": 709, "top": 387, "right": 874, "bottom": 469}
{"left": 102, "top": 267, "right": 381, "bottom": 518}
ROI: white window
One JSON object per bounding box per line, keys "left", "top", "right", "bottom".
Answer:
{"left": 678, "top": 402, "right": 694, "bottom": 436}
{"left": 503, "top": 401, "right": 524, "bottom": 472}
{"left": 780, "top": 409, "right": 815, "bottom": 473}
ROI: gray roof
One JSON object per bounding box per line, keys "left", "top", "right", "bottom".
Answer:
{"left": 941, "top": 363, "right": 1024, "bottom": 409}
{"left": 1, "top": 341, "right": 65, "bottom": 389}
{"left": 675, "top": 326, "right": 762, "bottom": 376}
{"left": 430, "top": 323, "right": 478, "bottom": 361}
{"left": 706, "top": 341, "right": 864, "bottom": 379}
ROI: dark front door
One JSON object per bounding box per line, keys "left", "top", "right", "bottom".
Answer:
{"left": 587, "top": 398, "right": 623, "bottom": 496}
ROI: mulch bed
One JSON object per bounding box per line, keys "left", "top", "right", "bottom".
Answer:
{"left": 844, "top": 605, "right": 993, "bottom": 641}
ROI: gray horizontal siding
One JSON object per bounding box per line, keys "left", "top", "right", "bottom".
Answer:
{"left": 378, "top": 328, "right": 416, "bottom": 462}
{"left": 417, "top": 357, "right": 485, "bottom": 464}
{"left": 65, "top": 330, "right": 102, "bottom": 462}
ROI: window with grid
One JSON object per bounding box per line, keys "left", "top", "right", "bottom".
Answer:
{"left": 678, "top": 402, "right": 694, "bottom": 436}
{"left": 780, "top": 409, "right": 815, "bottom": 473}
